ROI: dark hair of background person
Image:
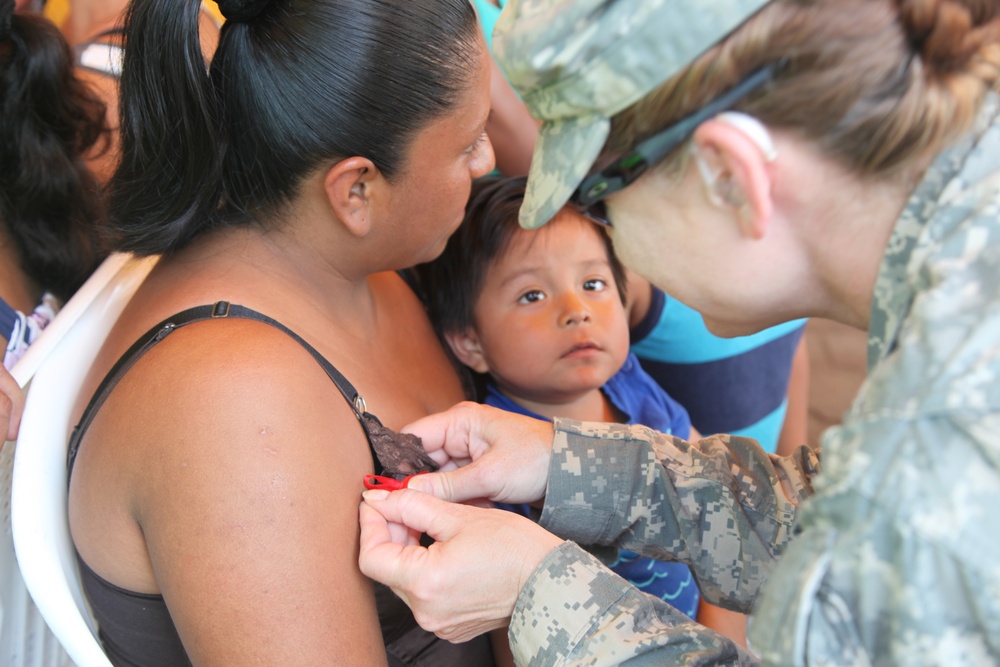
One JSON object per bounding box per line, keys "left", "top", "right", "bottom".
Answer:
{"left": 414, "top": 175, "right": 627, "bottom": 400}
{"left": 106, "top": 0, "right": 481, "bottom": 257}
{"left": 0, "top": 0, "right": 109, "bottom": 303}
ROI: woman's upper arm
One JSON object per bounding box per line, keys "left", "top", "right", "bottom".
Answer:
{"left": 132, "top": 323, "right": 387, "bottom": 665}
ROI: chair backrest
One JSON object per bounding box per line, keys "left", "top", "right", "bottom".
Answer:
{"left": 9, "top": 253, "right": 158, "bottom": 667}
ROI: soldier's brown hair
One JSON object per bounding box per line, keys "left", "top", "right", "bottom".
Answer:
{"left": 606, "top": 0, "right": 1000, "bottom": 179}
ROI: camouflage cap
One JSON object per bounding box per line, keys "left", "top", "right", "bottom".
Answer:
{"left": 493, "top": 0, "right": 772, "bottom": 229}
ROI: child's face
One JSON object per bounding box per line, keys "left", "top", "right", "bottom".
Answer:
{"left": 455, "top": 209, "right": 630, "bottom": 405}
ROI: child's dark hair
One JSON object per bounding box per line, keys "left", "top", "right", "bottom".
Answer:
{"left": 0, "top": 5, "right": 109, "bottom": 302}
{"left": 107, "top": 0, "right": 481, "bottom": 257}
{"left": 417, "top": 174, "right": 627, "bottom": 344}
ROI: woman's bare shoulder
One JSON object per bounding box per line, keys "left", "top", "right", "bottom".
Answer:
{"left": 105, "top": 315, "right": 369, "bottom": 463}
{"left": 71, "top": 315, "right": 387, "bottom": 663}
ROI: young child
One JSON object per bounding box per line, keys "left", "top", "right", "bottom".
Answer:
{"left": 416, "top": 175, "right": 718, "bottom": 656}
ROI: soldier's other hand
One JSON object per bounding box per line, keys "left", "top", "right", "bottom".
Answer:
{"left": 358, "top": 488, "right": 563, "bottom": 643}
{"left": 402, "top": 402, "right": 553, "bottom": 505}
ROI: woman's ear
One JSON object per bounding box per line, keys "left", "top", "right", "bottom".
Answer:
{"left": 690, "top": 114, "right": 776, "bottom": 239}
{"left": 444, "top": 328, "right": 491, "bottom": 374}
{"left": 323, "top": 157, "right": 380, "bottom": 238}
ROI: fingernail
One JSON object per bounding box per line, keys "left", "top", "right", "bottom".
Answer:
{"left": 406, "top": 477, "right": 429, "bottom": 493}
{"left": 362, "top": 489, "right": 390, "bottom": 501}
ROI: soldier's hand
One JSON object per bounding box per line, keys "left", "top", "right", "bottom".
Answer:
{"left": 402, "top": 402, "right": 553, "bottom": 505}
{"left": 358, "top": 487, "right": 563, "bottom": 642}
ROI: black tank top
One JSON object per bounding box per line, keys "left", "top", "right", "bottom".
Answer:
{"left": 67, "top": 302, "right": 494, "bottom": 666}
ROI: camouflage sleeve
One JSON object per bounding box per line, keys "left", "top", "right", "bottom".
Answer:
{"left": 508, "top": 541, "right": 759, "bottom": 666}
{"left": 538, "top": 419, "right": 819, "bottom": 609}
{"left": 747, "top": 410, "right": 1000, "bottom": 666}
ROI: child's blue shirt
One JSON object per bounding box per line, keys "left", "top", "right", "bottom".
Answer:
{"left": 486, "top": 352, "right": 699, "bottom": 618}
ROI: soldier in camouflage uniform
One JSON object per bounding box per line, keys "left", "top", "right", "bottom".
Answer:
{"left": 360, "top": 0, "right": 1000, "bottom": 665}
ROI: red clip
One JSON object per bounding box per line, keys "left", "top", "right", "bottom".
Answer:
{"left": 363, "top": 472, "right": 427, "bottom": 491}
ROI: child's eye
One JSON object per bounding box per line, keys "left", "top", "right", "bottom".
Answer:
{"left": 584, "top": 278, "right": 608, "bottom": 292}
{"left": 517, "top": 290, "right": 546, "bottom": 304}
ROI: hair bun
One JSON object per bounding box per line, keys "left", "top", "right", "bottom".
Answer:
{"left": 216, "top": 0, "right": 269, "bottom": 22}
{"left": 898, "top": 0, "right": 998, "bottom": 74}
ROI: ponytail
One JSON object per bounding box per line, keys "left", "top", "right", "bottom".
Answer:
{"left": 106, "top": 0, "right": 224, "bottom": 256}
{"left": 106, "top": 0, "right": 481, "bottom": 257}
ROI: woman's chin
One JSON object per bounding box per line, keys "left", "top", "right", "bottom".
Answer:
{"left": 701, "top": 316, "right": 768, "bottom": 339}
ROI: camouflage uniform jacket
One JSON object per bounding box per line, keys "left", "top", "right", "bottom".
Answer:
{"left": 508, "top": 94, "right": 1000, "bottom": 666}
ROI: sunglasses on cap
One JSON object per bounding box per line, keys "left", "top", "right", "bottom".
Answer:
{"left": 567, "top": 200, "right": 612, "bottom": 227}
{"left": 568, "top": 58, "right": 788, "bottom": 226}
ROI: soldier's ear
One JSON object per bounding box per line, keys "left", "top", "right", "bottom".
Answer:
{"left": 691, "top": 111, "right": 776, "bottom": 239}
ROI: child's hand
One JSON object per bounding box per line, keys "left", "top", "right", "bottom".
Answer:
{"left": 400, "top": 402, "right": 553, "bottom": 505}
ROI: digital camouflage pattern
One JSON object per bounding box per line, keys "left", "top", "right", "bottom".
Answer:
{"left": 492, "top": 0, "right": 770, "bottom": 230}
{"left": 509, "top": 426, "right": 816, "bottom": 665}
{"left": 506, "top": 96, "right": 1000, "bottom": 666}
{"left": 510, "top": 542, "right": 754, "bottom": 666}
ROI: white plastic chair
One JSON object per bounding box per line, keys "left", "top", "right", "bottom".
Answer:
{"left": 8, "top": 253, "right": 158, "bottom": 667}
{"left": 0, "top": 254, "right": 144, "bottom": 666}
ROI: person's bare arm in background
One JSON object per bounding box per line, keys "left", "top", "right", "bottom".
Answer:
{"left": 776, "top": 333, "right": 810, "bottom": 457}
{"left": 0, "top": 366, "right": 24, "bottom": 442}
{"left": 486, "top": 56, "right": 538, "bottom": 176}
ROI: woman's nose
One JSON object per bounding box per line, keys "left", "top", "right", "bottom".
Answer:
{"left": 471, "top": 135, "right": 496, "bottom": 178}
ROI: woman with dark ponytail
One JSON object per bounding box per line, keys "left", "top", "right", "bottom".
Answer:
{"left": 0, "top": 0, "right": 108, "bottom": 368}
{"left": 67, "top": 0, "right": 496, "bottom": 664}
